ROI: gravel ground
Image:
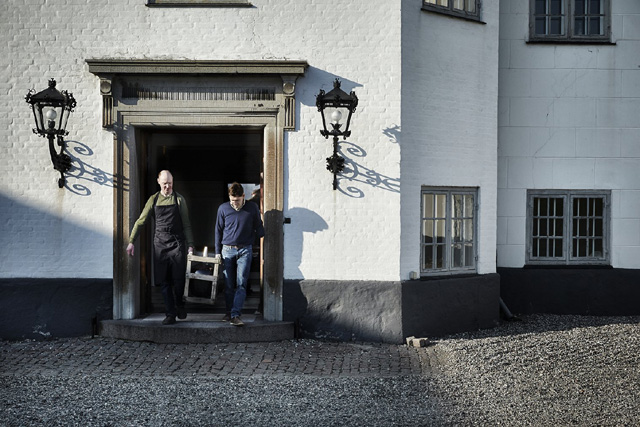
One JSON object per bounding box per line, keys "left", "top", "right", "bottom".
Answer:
{"left": 1, "top": 314, "right": 639, "bottom": 426}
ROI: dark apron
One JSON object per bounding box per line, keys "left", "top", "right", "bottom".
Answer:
{"left": 153, "top": 200, "right": 186, "bottom": 286}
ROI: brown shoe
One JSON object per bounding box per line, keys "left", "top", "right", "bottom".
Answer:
{"left": 230, "top": 316, "right": 244, "bottom": 327}
{"left": 222, "top": 313, "right": 231, "bottom": 322}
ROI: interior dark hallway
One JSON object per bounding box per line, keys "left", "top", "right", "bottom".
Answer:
{"left": 139, "top": 129, "right": 264, "bottom": 315}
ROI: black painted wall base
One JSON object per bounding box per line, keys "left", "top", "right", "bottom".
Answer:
{"left": 402, "top": 273, "right": 501, "bottom": 339}
{"left": 499, "top": 267, "right": 640, "bottom": 316}
{"left": 0, "top": 279, "right": 112, "bottom": 341}
{"left": 284, "top": 274, "right": 501, "bottom": 343}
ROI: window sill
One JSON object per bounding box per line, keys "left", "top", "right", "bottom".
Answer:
{"left": 418, "top": 272, "right": 479, "bottom": 280}
{"left": 523, "top": 264, "right": 612, "bottom": 269}
{"left": 420, "top": 6, "right": 485, "bottom": 24}
{"left": 146, "top": 0, "right": 253, "bottom": 7}
{"left": 527, "top": 39, "right": 615, "bottom": 45}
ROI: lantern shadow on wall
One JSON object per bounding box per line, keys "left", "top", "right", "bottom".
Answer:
{"left": 63, "top": 140, "right": 129, "bottom": 196}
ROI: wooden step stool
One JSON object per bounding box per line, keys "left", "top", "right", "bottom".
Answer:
{"left": 184, "top": 253, "right": 221, "bottom": 305}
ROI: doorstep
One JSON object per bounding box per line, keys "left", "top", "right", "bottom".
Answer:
{"left": 98, "top": 313, "right": 295, "bottom": 344}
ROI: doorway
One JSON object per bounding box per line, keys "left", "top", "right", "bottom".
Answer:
{"left": 139, "top": 128, "right": 264, "bottom": 315}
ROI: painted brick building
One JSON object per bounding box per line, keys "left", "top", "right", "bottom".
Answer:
{"left": 0, "top": 0, "right": 638, "bottom": 342}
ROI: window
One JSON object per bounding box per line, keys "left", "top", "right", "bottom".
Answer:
{"left": 421, "top": 188, "right": 477, "bottom": 275}
{"left": 527, "top": 190, "right": 610, "bottom": 265}
{"left": 422, "top": 0, "right": 481, "bottom": 21}
{"left": 530, "top": 0, "right": 610, "bottom": 42}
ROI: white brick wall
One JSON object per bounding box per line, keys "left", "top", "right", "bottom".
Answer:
{"left": 400, "top": 0, "right": 500, "bottom": 277}
{"left": 497, "top": 0, "right": 640, "bottom": 268}
{"left": 1, "top": 0, "right": 404, "bottom": 280}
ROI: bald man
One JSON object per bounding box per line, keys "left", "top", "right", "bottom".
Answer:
{"left": 127, "top": 170, "right": 194, "bottom": 325}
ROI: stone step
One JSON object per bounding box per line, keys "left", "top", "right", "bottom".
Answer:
{"left": 98, "top": 313, "right": 294, "bottom": 344}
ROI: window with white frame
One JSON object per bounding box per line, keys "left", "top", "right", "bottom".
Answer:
{"left": 422, "top": 0, "right": 481, "bottom": 21}
{"left": 421, "top": 188, "right": 477, "bottom": 275}
{"left": 530, "top": 0, "right": 611, "bottom": 42}
{"left": 527, "top": 190, "right": 610, "bottom": 265}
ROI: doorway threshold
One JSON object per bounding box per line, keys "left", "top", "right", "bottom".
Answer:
{"left": 99, "top": 313, "right": 294, "bottom": 343}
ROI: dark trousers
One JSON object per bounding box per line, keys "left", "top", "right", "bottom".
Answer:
{"left": 155, "top": 236, "right": 186, "bottom": 317}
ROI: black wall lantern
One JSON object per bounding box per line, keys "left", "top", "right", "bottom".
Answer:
{"left": 25, "top": 79, "right": 76, "bottom": 188}
{"left": 316, "top": 79, "right": 358, "bottom": 190}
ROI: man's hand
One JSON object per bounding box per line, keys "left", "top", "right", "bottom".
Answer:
{"left": 126, "top": 243, "right": 135, "bottom": 257}
{"left": 188, "top": 246, "right": 194, "bottom": 255}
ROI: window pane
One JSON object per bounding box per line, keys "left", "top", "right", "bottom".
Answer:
{"left": 540, "top": 218, "right": 548, "bottom": 235}
{"left": 423, "top": 246, "right": 433, "bottom": 270}
{"left": 589, "top": 0, "right": 602, "bottom": 13}
{"left": 464, "top": 194, "right": 474, "bottom": 217}
{"left": 464, "top": 244, "right": 474, "bottom": 267}
{"left": 423, "top": 193, "right": 434, "bottom": 217}
{"left": 535, "top": 0, "right": 547, "bottom": 15}
{"left": 435, "top": 245, "right": 445, "bottom": 269}
{"left": 453, "top": 0, "right": 463, "bottom": 10}
{"left": 593, "top": 198, "right": 603, "bottom": 216}
{"left": 452, "top": 220, "right": 462, "bottom": 243}
{"left": 554, "top": 238, "right": 563, "bottom": 257}
{"left": 537, "top": 238, "right": 547, "bottom": 257}
{"left": 555, "top": 198, "right": 564, "bottom": 216}
{"left": 464, "top": 219, "right": 473, "bottom": 241}
{"left": 575, "top": 0, "right": 586, "bottom": 14}
{"left": 550, "top": 0, "right": 562, "bottom": 15}
{"left": 435, "top": 219, "right": 445, "bottom": 241}
{"left": 550, "top": 17, "right": 563, "bottom": 34}
{"left": 538, "top": 197, "right": 547, "bottom": 215}
{"left": 589, "top": 17, "right": 602, "bottom": 35}
{"left": 435, "top": 194, "right": 446, "bottom": 218}
{"left": 594, "top": 219, "right": 603, "bottom": 237}
{"left": 593, "top": 238, "right": 603, "bottom": 257}
{"left": 423, "top": 220, "right": 434, "bottom": 243}
{"left": 466, "top": 0, "right": 476, "bottom": 12}
{"left": 452, "top": 245, "right": 462, "bottom": 268}
{"left": 575, "top": 17, "right": 586, "bottom": 35}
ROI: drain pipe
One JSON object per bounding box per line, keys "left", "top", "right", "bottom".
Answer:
{"left": 500, "top": 298, "right": 520, "bottom": 321}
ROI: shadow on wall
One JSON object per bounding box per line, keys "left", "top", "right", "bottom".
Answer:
{"left": 0, "top": 193, "right": 113, "bottom": 340}
{"left": 301, "top": 67, "right": 400, "bottom": 197}
{"left": 284, "top": 207, "right": 328, "bottom": 280}
{"left": 63, "top": 140, "right": 129, "bottom": 196}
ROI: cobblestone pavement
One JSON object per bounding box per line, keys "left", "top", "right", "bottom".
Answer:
{"left": 2, "top": 315, "right": 639, "bottom": 426}
{"left": 0, "top": 338, "right": 435, "bottom": 378}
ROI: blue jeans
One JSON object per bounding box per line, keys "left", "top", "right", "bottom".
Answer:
{"left": 222, "top": 245, "right": 252, "bottom": 318}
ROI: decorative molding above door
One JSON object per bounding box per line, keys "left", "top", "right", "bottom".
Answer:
{"left": 86, "top": 59, "right": 308, "bottom": 130}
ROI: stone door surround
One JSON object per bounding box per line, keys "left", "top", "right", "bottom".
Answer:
{"left": 87, "top": 59, "right": 308, "bottom": 322}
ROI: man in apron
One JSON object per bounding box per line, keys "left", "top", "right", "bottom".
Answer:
{"left": 126, "top": 170, "right": 194, "bottom": 325}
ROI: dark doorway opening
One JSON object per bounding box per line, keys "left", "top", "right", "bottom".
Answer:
{"left": 139, "top": 128, "right": 264, "bottom": 315}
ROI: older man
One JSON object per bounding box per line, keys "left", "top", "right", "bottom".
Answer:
{"left": 127, "top": 170, "right": 194, "bottom": 325}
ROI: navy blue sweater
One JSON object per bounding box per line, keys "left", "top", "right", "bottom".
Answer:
{"left": 215, "top": 201, "right": 265, "bottom": 254}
